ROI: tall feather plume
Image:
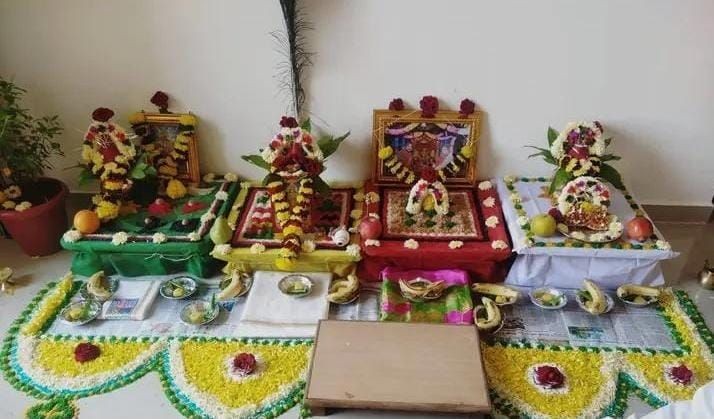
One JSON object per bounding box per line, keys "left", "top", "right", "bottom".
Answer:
{"left": 272, "top": 0, "right": 313, "bottom": 119}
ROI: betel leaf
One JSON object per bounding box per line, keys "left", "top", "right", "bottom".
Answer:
{"left": 600, "top": 154, "right": 621, "bottom": 162}
{"left": 241, "top": 154, "right": 270, "bottom": 170}
{"left": 549, "top": 167, "right": 572, "bottom": 195}
{"left": 599, "top": 163, "right": 625, "bottom": 190}
{"left": 300, "top": 118, "right": 311, "bottom": 132}
{"left": 317, "top": 131, "right": 350, "bottom": 158}
{"left": 547, "top": 127, "right": 559, "bottom": 146}
{"left": 262, "top": 173, "right": 281, "bottom": 186}
{"left": 312, "top": 176, "right": 331, "bottom": 196}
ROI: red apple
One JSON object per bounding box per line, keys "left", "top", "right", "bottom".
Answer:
{"left": 358, "top": 216, "right": 382, "bottom": 240}
{"left": 626, "top": 217, "right": 653, "bottom": 242}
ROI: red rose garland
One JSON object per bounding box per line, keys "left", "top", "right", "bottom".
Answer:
{"left": 74, "top": 342, "right": 101, "bottom": 363}
{"left": 388, "top": 98, "right": 405, "bottom": 111}
{"left": 419, "top": 95, "right": 439, "bottom": 118}
{"left": 459, "top": 98, "right": 475, "bottom": 117}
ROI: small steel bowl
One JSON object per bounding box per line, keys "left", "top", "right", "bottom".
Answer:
{"left": 278, "top": 275, "right": 313, "bottom": 298}
{"left": 529, "top": 287, "right": 567, "bottom": 310}
{"left": 576, "top": 292, "right": 614, "bottom": 315}
{"left": 617, "top": 292, "right": 658, "bottom": 307}
{"left": 180, "top": 300, "right": 220, "bottom": 326}
{"left": 80, "top": 276, "right": 119, "bottom": 302}
{"left": 160, "top": 276, "right": 198, "bottom": 300}
{"left": 59, "top": 300, "right": 102, "bottom": 326}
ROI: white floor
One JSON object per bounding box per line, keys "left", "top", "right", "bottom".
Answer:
{"left": 0, "top": 221, "right": 712, "bottom": 418}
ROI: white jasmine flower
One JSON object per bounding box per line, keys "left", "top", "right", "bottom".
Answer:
{"left": 448, "top": 240, "right": 463, "bottom": 249}
{"left": 152, "top": 232, "right": 167, "bottom": 244}
{"left": 478, "top": 180, "right": 493, "bottom": 191}
{"left": 404, "top": 239, "right": 419, "bottom": 249}
{"left": 260, "top": 147, "right": 277, "bottom": 163}
{"left": 517, "top": 216, "right": 529, "bottom": 227}
{"left": 250, "top": 243, "right": 266, "bottom": 254}
{"left": 4, "top": 185, "right": 22, "bottom": 199}
{"left": 509, "top": 192, "right": 521, "bottom": 204}
{"left": 353, "top": 192, "right": 365, "bottom": 202}
{"left": 215, "top": 190, "right": 229, "bottom": 201}
{"left": 656, "top": 240, "right": 671, "bottom": 250}
{"left": 213, "top": 244, "right": 232, "bottom": 256}
{"left": 202, "top": 173, "right": 216, "bottom": 183}
{"left": 112, "top": 231, "right": 129, "bottom": 246}
{"left": 63, "top": 230, "right": 82, "bottom": 243}
{"left": 345, "top": 243, "right": 361, "bottom": 258}
{"left": 223, "top": 172, "right": 238, "bottom": 182}
{"left": 364, "top": 192, "right": 380, "bottom": 204}
{"left": 301, "top": 240, "right": 316, "bottom": 253}
{"left": 2, "top": 200, "right": 15, "bottom": 209}
{"left": 491, "top": 240, "right": 508, "bottom": 250}
{"left": 365, "top": 239, "right": 380, "bottom": 247}
{"left": 187, "top": 232, "right": 201, "bottom": 242}
{"left": 485, "top": 215, "right": 500, "bottom": 228}
{"left": 200, "top": 212, "right": 216, "bottom": 223}
{"left": 482, "top": 197, "right": 495, "bottom": 208}
{"left": 15, "top": 201, "right": 32, "bottom": 212}
{"left": 503, "top": 175, "right": 517, "bottom": 184}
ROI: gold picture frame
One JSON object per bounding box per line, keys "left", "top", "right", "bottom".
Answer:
{"left": 372, "top": 110, "right": 481, "bottom": 186}
{"left": 140, "top": 112, "right": 201, "bottom": 185}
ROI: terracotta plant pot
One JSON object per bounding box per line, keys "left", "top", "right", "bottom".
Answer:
{"left": 0, "top": 177, "right": 68, "bottom": 256}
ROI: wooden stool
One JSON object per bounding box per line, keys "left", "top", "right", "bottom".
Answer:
{"left": 305, "top": 320, "right": 491, "bottom": 416}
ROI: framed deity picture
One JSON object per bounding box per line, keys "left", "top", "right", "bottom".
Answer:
{"left": 372, "top": 110, "right": 481, "bottom": 186}
{"left": 136, "top": 112, "right": 201, "bottom": 185}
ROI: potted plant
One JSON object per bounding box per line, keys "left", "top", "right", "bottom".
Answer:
{"left": 0, "top": 77, "right": 66, "bottom": 256}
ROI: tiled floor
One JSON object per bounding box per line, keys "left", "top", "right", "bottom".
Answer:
{"left": 0, "top": 218, "right": 712, "bottom": 418}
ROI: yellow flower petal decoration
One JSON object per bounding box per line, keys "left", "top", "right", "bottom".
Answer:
{"left": 378, "top": 146, "right": 394, "bottom": 160}
{"left": 282, "top": 225, "right": 303, "bottom": 237}
{"left": 178, "top": 114, "right": 197, "bottom": 127}
{"left": 34, "top": 339, "right": 154, "bottom": 378}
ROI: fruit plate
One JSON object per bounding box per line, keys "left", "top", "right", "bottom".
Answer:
{"left": 160, "top": 276, "right": 198, "bottom": 300}
{"left": 278, "top": 275, "right": 314, "bottom": 298}
{"left": 529, "top": 287, "right": 567, "bottom": 310}
{"left": 616, "top": 290, "right": 659, "bottom": 307}
{"left": 180, "top": 300, "right": 220, "bottom": 326}
{"left": 575, "top": 292, "right": 614, "bottom": 315}
{"left": 80, "top": 277, "right": 119, "bottom": 302}
{"left": 556, "top": 218, "right": 623, "bottom": 244}
{"left": 218, "top": 273, "right": 253, "bottom": 299}
{"left": 59, "top": 300, "right": 102, "bottom": 326}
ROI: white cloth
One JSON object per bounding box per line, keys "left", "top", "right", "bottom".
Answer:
{"left": 627, "top": 380, "right": 714, "bottom": 419}
{"left": 496, "top": 178, "right": 678, "bottom": 259}
{"left": 239, "top": 271, "right": 332, "bottom": 337}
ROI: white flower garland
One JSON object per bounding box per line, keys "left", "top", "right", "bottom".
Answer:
{"left": 482, "top": 196, "right": 496, "bottom": 208}
{"left": 557, "top": 176, "right": 611, "bottom": 215}
{"left": 111, "top": 232, "right": 129, "bottom": 246}
{"left": 63, "top": 230, "right": 83, "bottom": 243}
{"left": 478, "top": 180, "right": 493, "bottom": 191}
{"left": 152, "top": 232, "right": 167, "bottom": 244}
{"left": 485, "top": 215, "right": 500, "bottom": 229}
{"left": 405, "top": 180, "right": 449, "bottom": 216}
{"left": 448, "top": 240, "right": 463, "bottom": 249}
{"left": 491, "top": 240, "right": 508, "bottom": 250}
{"left": 404, "top": 239, "right": 419, "bottom": 249}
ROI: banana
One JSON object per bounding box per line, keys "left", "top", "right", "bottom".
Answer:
{"left": 216, "top": 270, "right": 245, "bottom": 301}
{"left": 472, "top": 283, "right": 519, "bottom": 305}
{"left": 617, "top": 284, "right": 661, "bottom": 300}
{"left": 327, "top": 274, "right": 360, "bottom": 303}
{"left": 475, "top": 297, "right": 502, "bottom": 331}
{"left": 87, "top": 271, "right": 111, "bottom": 300}
{"left": 582, "top": 279, "right": 606, "bottom": 314}
{"left": 399, "top": 279, "right": 445, "bottom": 300}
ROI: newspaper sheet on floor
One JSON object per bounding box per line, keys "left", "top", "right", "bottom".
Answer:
{"left": 496, "top": 287, "right": 677, "bottom": 350}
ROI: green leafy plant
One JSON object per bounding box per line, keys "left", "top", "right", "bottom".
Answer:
{"left": 0, "top": 78, "right": 63, "bottom": 190}
{"left": 527, "top": 123, "right": 624, "bottom": 194}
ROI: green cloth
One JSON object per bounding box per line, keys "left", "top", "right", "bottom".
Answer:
{"left": 61, "top": 182, "right": 239, "bottom": 278}
{"left": 379, "top": 280, "right": 473, "bottom": 323}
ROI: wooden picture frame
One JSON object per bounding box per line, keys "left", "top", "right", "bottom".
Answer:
{"left": 140, "top": 113, "right": 201, "bottom": 185}
{"left": 372, "top": 110, "right": 481, "bottom": 186}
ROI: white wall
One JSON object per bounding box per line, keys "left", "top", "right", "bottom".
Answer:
{"left": 1, "top": 0, "right": 712, "bottom": 205}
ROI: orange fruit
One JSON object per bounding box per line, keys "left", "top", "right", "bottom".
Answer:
{"left": 73, "top": 209, "right": 101, "bottom": 234}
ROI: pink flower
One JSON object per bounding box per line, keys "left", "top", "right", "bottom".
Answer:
{"left": 533, "top": 365, "right": 565, "bottom": 389}
{"left": 279, "top": 116, "right": 299, "bottom": 128}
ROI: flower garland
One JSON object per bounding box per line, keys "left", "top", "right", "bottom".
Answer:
{"left": 81, "top": 108, "right": 137, "bottom": 222}
{"left": 405, "top": 179, "right": 449, "bottom": 215}
{"left": 241, "top": 116, "right": 349, "bottom": 270}
{"left": 504, "top": 176, "right": 672, "bottom": 250}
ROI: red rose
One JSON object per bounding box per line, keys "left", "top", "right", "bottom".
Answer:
{"left": 91, "top": 107, "right": 114, "bottom": 122}
{"left": 279, "top": 116, "right": 299, "bottom": 128}
{"left": 151, "top": 91, "right": 169, "bottom": 112}
{"left": 419, "top": 95, "right": 439, "bottom": 118}
{"left": 388, "top": 98, "right": 405, "bottom": 111}
{"left": 548, "top": 207, "right": 564, "bottom": 222}
{"left": 304, "top": 159, "right": 323, "bottom": 176}
{"left": 459, "top": 98, "right": 476, "bottom": 117}
{"left": 668, "top": 364, "right": 693, "bottom": 385}
{"left": 420, "top": 167, "right": 438, "bottom": 183}
{"left": 74, "top": 342, "right": 101, "bottom": 363}
{"left": 533, "top": 365, "right": 565, "bottom": 389}
{"left": 232, "top": 352, "right": 257, "bottom": 376}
